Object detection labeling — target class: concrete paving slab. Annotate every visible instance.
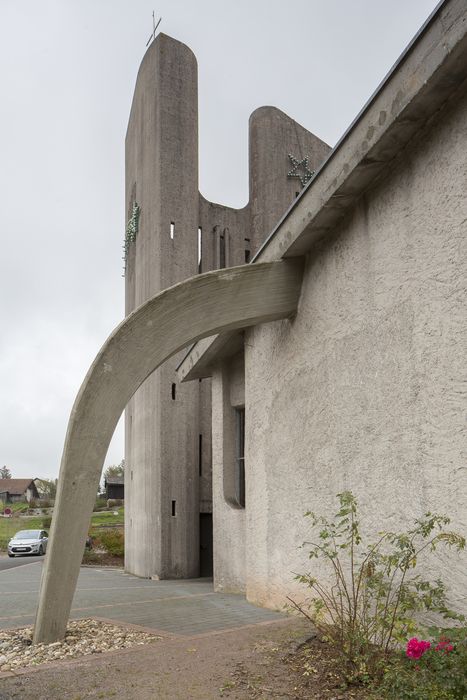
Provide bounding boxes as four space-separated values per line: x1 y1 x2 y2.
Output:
0 562 284 636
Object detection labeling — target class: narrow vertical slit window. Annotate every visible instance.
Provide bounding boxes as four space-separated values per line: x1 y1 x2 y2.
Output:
170 222 175 240
244 237 251 264
235 407 245 508
171 500 176 516
171 383 176 400
198 227 202 273
198 434 203 476
219 232 226 269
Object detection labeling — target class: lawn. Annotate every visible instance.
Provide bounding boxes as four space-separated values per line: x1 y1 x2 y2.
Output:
0 516 46 550
0 508 124 551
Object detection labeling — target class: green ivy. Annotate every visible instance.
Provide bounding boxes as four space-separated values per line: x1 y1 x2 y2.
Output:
123 202 140 275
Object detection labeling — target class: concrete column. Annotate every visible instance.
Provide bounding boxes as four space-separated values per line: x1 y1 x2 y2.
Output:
33 259 304 644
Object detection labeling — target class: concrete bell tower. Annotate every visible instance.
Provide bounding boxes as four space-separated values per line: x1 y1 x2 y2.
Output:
124 34 330 579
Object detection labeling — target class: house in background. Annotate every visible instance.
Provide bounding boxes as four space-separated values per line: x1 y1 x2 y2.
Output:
0 479 40 504
105 476 124 501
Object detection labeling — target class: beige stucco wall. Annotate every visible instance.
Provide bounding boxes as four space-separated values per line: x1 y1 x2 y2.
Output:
212 355 246 593
241 82 467 612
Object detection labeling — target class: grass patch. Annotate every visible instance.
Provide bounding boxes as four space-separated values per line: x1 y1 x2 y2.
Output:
0 516 46 550
0 508 124 551
90 509 124 528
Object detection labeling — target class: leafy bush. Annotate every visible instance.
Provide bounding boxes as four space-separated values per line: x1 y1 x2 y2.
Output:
99 529 124 558
289 491 465 682
107 499 123 509
94 498 108 511
377 627 467 699
82 549 102 565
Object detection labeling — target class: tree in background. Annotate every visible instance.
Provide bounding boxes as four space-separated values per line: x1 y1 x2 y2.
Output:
103 459 125 481
0 466 12 479
35 478 58 500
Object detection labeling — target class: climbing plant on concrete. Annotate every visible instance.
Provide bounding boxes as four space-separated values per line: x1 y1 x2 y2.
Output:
123 202 140 275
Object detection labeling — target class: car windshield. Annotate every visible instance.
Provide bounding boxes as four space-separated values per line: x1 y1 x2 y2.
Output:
13 530 41 539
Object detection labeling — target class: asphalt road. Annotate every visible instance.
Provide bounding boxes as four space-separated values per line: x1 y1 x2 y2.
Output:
0 554 44 572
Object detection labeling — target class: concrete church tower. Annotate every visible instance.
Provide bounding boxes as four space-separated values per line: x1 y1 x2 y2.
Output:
124 33 330 579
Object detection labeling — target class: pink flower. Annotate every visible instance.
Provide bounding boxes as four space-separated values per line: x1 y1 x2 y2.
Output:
406 637 431 659
435 638 454 653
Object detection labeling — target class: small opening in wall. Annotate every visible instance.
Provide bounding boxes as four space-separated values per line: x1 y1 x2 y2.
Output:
198 227 202 273
131 470 133 481
199 434 203 476
171 383 176 400
244 249 250 263
170 222 175 239
171 500 176 516
295 191 300 198
219 232 226 268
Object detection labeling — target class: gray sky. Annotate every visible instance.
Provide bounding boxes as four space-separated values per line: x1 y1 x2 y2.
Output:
0 0 440 480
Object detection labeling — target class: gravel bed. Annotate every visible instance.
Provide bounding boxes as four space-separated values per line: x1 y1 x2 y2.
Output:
0 619 162 672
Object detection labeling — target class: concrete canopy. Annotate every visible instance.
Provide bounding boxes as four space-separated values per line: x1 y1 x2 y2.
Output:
33 259 303 644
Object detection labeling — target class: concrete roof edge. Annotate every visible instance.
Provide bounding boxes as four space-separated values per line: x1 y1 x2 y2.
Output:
253 0 466 262
176 0 467 378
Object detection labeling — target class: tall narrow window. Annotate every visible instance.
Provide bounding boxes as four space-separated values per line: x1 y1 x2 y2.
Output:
219 232 226 269
198 434 203 476
198 227 202 273
244 237 251 264
171 500 176 516
170 222 175 240
235 407 245 508
171 383 176 400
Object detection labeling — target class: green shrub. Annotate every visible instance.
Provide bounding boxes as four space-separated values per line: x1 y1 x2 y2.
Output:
94 498 108 511
99 529 124 558
42 516 52 530
289 491 465 683
377 626 467 699
82 549 102 565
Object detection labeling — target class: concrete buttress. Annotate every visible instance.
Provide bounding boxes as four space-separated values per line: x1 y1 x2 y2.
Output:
32 259 304 644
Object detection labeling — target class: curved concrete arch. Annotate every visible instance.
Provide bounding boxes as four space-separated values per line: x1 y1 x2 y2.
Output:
33 259 303 644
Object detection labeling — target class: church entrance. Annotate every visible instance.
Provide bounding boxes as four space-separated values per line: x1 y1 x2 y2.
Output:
199 513 213 577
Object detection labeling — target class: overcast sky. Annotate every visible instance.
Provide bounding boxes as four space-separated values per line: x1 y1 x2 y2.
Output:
0 0 440 480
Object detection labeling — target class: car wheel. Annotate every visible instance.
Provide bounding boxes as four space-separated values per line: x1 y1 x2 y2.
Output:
38 546 44 556
8 553 14 558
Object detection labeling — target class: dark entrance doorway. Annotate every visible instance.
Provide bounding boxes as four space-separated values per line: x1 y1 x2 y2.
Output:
199 513 213 577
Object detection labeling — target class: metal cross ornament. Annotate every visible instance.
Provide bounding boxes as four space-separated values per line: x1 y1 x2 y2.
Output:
146 11 162 47
287 154 315 187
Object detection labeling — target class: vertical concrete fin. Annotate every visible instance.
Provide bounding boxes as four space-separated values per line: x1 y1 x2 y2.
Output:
125 33 200 579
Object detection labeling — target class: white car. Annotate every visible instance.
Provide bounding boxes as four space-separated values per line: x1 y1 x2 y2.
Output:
7 529 48 557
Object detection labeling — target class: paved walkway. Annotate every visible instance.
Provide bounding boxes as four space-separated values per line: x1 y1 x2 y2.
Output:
0 561 283 635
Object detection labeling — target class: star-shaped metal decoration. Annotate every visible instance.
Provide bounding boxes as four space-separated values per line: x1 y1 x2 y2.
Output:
287 154 315 187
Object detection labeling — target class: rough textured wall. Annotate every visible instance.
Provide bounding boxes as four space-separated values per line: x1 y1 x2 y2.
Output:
249 107 330 251
124 33 330 580
212 357 246 593
244 84 467 612
125 34 200 578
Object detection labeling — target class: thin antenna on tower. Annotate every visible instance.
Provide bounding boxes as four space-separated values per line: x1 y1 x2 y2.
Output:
146 11 162 47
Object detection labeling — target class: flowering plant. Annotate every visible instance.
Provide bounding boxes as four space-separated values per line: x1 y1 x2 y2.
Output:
380 627 467 699
406 637 431 659
289 491 465 684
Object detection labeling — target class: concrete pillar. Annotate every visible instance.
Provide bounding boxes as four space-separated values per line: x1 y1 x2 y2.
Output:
33 260 304 644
